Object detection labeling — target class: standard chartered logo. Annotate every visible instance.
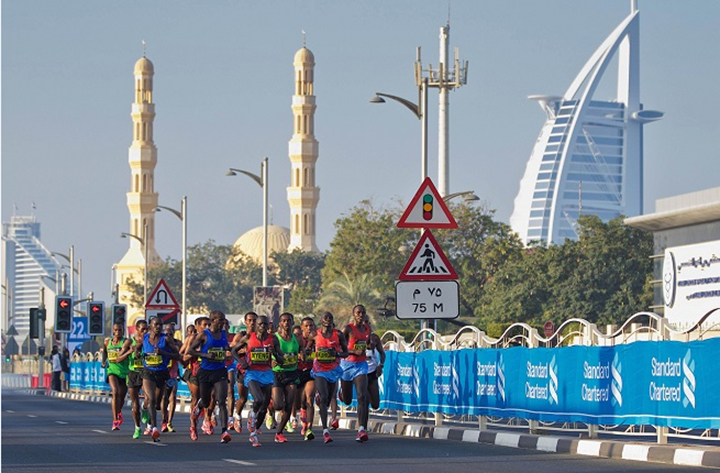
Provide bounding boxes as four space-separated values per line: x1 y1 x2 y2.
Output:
497 355 506 402
682 349 696 409
451 364 460 399
548 356 558 405
611 353 623 407
412 364 420 398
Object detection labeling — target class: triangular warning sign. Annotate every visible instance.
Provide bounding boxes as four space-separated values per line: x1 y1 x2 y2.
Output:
399 230 458 280
397 177 458 229
145 278 180 309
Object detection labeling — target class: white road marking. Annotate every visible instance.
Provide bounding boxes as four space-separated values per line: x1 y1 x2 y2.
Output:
27 414 37 418
6 410 15 413
55 421 69 425
145 441 168 447
223 459 256 466
92 429 108 434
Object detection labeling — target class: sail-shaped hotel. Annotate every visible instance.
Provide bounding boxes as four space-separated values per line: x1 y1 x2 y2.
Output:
510 2 663 245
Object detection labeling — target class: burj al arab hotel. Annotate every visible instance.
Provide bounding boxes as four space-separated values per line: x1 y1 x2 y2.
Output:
510 2 663 245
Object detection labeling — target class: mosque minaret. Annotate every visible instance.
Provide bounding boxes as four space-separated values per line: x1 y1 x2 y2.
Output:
286 45 320 252
116 54 161 324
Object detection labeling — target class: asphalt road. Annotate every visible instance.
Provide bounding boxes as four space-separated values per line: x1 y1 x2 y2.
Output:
0 390 708 473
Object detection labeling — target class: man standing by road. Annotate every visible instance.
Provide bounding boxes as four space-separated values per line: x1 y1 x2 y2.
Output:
51 346 62 392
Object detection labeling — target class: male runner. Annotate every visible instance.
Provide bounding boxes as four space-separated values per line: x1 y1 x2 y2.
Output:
232 315 284 447
180 316 209 440
101 323 129 431
295 316 317 440
119 319 148 439
230 311 257 434
189 310 233 444
161 322 181 433
340 304 372 442
311 311 348 444
271 312 302 443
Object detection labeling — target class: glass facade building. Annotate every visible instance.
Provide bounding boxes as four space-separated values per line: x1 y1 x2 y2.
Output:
510 6 662 245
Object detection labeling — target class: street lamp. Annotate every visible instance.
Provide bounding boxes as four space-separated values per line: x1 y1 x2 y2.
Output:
52 246 76 298
154 196 187 332
443 191 480 203
121 223 148 305
226 157 268 287
370 78 428 184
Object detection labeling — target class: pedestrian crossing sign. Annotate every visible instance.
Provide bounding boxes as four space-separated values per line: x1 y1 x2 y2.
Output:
397 177 458 229
398 230 458 280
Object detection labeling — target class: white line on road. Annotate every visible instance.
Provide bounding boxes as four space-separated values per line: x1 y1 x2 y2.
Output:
223 459 256 466
27 414 37 418
145 441 168 447
92 429 108 434
55 421 69 425
6 410 15 413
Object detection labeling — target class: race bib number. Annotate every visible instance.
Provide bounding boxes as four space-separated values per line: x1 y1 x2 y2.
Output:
132 356 144 369
107 349 120 362
208 348 225 361
316 347 336 363
282 353 298 367
250 348 270 364
353 341 367 352
145 353 163 367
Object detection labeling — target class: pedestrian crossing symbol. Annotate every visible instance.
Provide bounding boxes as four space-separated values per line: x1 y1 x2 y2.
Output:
398 230 458 280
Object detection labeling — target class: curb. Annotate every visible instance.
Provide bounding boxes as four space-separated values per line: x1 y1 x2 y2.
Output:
31 389 720 469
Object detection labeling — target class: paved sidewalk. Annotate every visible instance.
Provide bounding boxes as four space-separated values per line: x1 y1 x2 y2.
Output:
29 389 720 469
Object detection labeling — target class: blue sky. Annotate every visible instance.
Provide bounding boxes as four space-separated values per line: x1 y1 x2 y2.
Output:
3 0 719 306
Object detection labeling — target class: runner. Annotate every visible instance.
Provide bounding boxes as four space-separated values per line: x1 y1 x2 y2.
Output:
232 315 284 447
137 316 179 442
180 317 209 440
295 316 317 440
160 322 181 433
101 323 129 431
311 311 348 444
364 315 386 411
120 319 148 439
189 310 233 444
230 311 257 434
271 312 302 443
223 318 237 433
340 304 372 442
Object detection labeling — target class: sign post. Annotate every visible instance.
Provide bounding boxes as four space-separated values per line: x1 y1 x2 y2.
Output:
145 279 181 333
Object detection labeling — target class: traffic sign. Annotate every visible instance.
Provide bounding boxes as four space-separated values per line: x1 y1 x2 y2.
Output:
145 278 180 310
544 321 555 337
146 308 181 326
397 177 458 229
396 280 459 320
398 230 458 280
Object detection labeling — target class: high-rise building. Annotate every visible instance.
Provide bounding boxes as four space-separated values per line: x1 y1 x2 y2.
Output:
286 45 320 252
115 55 161 327
510 3 663 245
1 215 63 341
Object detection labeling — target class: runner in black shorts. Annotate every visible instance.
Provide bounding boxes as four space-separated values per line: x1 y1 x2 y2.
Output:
295 316 317 440
230 311 257 434
121 319 148 439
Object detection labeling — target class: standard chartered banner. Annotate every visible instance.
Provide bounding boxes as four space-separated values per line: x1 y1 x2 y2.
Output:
379 338 718 429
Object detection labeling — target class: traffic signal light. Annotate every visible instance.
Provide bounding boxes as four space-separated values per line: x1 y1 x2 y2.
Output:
422 193 433 220
29 308 39 339
55 296 73 333
111 304 127 326
88 302 105 336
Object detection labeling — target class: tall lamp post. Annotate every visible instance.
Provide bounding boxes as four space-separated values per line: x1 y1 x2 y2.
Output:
121 223 149 305
226 157 269 287
370 78 428 184
52 246 76 298
154 196 187 332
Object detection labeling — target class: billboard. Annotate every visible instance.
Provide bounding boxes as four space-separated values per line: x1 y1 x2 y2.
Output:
663 240 720 329
253 286 284 328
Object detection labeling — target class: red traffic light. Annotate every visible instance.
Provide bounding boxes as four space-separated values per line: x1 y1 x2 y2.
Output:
91 305 101 313
59 299 70 308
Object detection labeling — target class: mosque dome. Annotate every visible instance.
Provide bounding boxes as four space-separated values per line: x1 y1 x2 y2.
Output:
294 47 315 66
231 225 291 264
134 56 154 74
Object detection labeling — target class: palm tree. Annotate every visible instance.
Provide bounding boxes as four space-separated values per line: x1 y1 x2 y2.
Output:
317 272 384 326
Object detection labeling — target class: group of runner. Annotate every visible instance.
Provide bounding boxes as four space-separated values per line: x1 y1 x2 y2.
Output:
100 304 386 446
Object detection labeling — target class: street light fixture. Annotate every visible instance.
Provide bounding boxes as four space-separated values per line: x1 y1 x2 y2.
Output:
121 223 149 305
370 79 429 184
154 196 187 333
443 191 480 203
226 157 269 287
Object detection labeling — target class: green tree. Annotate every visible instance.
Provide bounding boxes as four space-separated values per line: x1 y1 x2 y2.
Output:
316 272 384 326
271 248 325 314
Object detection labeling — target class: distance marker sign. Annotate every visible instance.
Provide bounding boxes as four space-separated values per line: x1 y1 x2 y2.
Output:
397 177 458 229
396 280 459 320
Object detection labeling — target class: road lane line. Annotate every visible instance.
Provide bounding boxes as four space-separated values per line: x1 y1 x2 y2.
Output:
144 441 168 447
27 414 37 418
55 421 69 425
92 429 108 434
223 459 256 466
6 410 15 413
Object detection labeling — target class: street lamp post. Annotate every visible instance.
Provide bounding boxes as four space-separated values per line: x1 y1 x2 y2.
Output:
154 196 187 332
370 78 428 184
121 224 148 305
226 158 268 287
443 191 480 203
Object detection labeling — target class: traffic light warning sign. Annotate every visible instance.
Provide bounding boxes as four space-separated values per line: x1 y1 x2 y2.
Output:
397 177 458 229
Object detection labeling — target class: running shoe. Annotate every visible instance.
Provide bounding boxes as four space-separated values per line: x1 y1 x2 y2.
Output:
233 415 243 434
202 419 214 435
190 426 198 441
221 431 232 444
227 419 234 431
167 423 176 433
211 413 218 427
330 418 339 430
356 429 369 442
151 427 160 442
285 420 295 433
247 411 256 433
299 408 307 424
291 416 299 430
301 422 307 437
133 427 142 439
112 420 120 431
274 432 288 443
143 425 151 436
323 431 333 444
265 414 276 430
304 429 315 441
141 409 149 425
161 422 168 433
249 433 261 447
117 412 123 425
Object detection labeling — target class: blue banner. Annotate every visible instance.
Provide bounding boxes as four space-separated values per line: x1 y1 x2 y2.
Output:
378 338 720 429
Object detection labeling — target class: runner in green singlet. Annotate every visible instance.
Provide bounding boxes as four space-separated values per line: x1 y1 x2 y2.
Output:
102 323 130 431
271 312 303 443
119 319 148 439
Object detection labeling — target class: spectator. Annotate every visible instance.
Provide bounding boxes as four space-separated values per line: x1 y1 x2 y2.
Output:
61 348 71 391
51 346 62 391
